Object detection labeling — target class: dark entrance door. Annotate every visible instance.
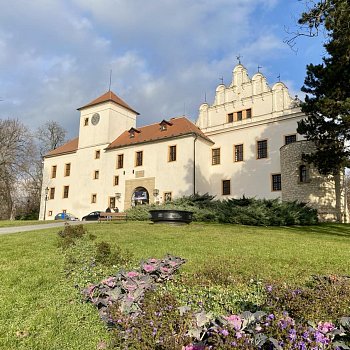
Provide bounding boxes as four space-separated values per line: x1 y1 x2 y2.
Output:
131 187 149 206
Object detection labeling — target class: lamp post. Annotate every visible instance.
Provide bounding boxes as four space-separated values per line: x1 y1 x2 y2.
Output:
43 187 49 220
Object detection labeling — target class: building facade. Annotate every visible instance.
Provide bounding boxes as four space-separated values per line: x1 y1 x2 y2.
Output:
40 64 347 222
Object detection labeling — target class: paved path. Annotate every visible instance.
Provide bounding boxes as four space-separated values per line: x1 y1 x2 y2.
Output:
0 221 95 235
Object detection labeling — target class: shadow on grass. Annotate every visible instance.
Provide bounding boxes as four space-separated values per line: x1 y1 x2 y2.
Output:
289 223 350 238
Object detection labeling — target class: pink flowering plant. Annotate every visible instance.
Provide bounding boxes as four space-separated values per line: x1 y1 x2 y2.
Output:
83 254 186 325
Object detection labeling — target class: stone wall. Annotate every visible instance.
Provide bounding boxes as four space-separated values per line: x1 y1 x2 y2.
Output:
280 140 347 222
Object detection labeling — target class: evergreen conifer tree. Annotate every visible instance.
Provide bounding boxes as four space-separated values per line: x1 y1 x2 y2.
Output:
296 0 350 222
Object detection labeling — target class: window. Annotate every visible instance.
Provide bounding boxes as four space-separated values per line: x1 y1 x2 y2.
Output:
272 174 282 191
63 186 69 198
169 145 177 162
62 209 67 213
285 134 297 145
299 165 309 183
64 163 71 177
49 187 55 200
257 140 268 159
84 118 89 126
94 170 99 179
48 211 53 217
164 192 172 202
109 197 116 209
95 150 100 159
227 113 234 123
117 154 124 169
246 109 252 119
222 180 231 195
51 165 57 178
237 111 243 121
234 144 244 162
135 151 143 166
114 175 119 186
212 148 220 165
91 194 97 203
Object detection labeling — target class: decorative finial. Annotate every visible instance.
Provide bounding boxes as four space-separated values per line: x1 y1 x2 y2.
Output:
277 74 281 82
257 65 262 73
236 54 242 65
219 76 224 85
204 92 207 102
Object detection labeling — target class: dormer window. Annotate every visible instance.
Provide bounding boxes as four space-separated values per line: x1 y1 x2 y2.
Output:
159 120 173 131
128 127 140 139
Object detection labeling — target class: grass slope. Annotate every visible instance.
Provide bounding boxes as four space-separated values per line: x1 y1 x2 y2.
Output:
1 222 350 349
0 220 51 227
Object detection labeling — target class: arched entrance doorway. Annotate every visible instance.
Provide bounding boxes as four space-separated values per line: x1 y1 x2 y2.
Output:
131 187 149 206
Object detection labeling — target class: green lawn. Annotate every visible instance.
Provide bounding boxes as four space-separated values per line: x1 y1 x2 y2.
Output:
0 220 51 227
1 222 350 349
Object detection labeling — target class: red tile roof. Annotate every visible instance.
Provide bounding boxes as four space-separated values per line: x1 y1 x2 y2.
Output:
77 91 139 115
45 137 79 157
106 117 213 150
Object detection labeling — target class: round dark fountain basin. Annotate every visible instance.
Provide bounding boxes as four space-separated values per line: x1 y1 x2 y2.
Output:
149 209 193 225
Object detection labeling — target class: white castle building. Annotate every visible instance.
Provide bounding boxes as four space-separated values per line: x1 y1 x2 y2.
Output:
39 64 348 222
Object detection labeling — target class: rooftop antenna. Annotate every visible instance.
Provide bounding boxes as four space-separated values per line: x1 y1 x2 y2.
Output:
236 54 242 64
183 102 186 116
277 73 281 82
204 92 207 102
108 69 112 91
257 65 262 73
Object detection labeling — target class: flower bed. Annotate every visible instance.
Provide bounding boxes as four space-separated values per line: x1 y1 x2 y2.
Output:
82 256 350 349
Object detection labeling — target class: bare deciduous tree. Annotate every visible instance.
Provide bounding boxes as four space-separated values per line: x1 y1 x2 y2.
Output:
0 119 36 219
36 120 67 157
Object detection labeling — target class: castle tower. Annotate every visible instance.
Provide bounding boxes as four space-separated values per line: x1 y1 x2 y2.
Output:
77 91 139 149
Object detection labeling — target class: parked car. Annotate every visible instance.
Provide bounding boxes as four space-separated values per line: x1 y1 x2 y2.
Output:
81 211 102 221
54 212 79 221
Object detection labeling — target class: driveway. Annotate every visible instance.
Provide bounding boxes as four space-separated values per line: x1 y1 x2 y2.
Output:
0 221 95 235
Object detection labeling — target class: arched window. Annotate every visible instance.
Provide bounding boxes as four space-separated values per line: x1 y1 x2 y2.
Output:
299 165 309 183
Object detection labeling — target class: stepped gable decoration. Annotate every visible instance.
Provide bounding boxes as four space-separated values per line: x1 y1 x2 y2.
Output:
106 116 213 150
77 90 139 115
45 137 79 158
196 63 295 129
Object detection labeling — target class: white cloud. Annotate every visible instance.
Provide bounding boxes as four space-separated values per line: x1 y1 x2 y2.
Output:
0 0 323 138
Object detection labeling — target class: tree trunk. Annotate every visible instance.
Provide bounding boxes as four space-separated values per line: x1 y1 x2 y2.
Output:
334 172 343 223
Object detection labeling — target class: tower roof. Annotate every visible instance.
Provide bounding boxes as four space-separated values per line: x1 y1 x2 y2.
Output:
77 90 139 115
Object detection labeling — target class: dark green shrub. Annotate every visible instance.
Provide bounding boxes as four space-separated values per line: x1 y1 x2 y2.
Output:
125 195 318 226
95 241 133 267
57 223 87 249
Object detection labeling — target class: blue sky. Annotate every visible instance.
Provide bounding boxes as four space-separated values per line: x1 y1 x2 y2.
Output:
0 0 326 139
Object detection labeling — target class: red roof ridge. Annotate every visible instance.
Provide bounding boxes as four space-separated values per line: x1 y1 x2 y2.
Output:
77 90 139 115
106 116 213 150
